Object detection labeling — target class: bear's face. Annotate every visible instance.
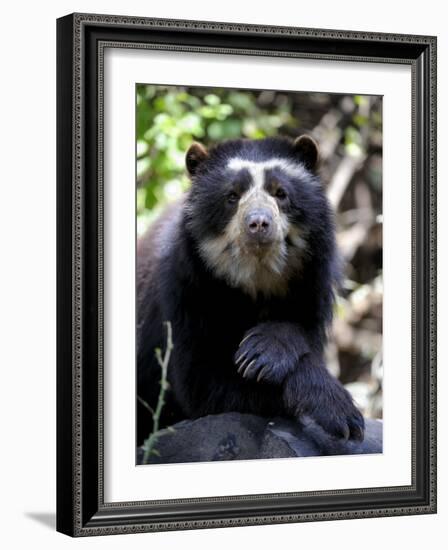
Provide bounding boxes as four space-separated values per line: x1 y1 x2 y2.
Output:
184 136 328 298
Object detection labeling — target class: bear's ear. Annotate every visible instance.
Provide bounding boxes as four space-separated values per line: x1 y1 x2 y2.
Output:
186 142 209 176
293 135 319 171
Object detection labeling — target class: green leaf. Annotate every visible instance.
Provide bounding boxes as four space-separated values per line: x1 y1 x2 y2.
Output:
204 93 221 106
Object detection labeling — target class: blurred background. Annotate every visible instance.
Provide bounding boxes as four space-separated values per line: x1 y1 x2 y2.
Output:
136 84 383 420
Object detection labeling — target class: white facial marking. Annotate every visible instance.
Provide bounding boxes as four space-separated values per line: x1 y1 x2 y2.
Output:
198 156 308 298
287 225 308 251
226 157 308 180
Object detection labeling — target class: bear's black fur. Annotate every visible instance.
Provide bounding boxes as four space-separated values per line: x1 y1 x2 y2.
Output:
137 136 364 446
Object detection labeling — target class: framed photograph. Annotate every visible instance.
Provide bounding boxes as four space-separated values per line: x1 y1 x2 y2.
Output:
56 13 437 536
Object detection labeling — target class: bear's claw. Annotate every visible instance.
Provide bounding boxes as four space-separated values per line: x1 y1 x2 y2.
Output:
234 324 298 385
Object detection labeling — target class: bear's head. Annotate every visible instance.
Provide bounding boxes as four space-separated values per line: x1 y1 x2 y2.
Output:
184 136 333 298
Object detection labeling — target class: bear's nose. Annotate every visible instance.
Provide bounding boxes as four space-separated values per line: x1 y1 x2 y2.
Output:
244 209 273 240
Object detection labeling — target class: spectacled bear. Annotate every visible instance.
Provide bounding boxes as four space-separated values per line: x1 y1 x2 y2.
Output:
137 136 364 447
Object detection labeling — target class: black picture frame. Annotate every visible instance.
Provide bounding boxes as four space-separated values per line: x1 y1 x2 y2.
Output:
56 13 437 537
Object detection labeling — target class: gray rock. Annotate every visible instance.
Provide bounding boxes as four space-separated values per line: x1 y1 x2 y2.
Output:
137 412 382 465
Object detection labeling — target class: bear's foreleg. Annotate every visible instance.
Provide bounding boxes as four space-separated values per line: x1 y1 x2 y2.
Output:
282 352 365 441
234 321 310 385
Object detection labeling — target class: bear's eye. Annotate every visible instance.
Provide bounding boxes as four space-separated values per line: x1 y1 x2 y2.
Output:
227 191 239 204
275 188 287 200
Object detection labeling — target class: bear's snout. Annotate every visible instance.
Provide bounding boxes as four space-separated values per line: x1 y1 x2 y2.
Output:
244 208 274 243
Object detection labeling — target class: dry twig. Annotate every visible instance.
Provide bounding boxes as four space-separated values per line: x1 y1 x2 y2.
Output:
142 321 173 464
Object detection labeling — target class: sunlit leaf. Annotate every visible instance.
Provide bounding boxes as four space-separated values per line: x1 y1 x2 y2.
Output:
204 93 221 106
